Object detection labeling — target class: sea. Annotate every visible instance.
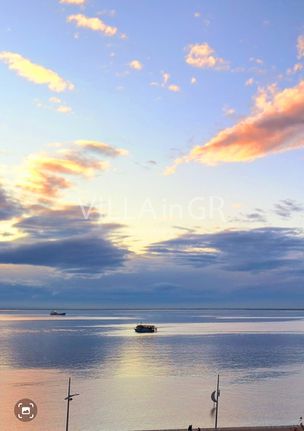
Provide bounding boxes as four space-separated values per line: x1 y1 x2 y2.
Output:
1 308 304 431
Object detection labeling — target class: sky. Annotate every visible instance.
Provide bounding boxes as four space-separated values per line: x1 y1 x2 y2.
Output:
0 0 304 308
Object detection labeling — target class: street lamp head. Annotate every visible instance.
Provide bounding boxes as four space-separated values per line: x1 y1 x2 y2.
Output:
64 394 80 401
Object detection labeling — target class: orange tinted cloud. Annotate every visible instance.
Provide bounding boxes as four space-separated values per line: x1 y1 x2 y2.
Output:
185 43 229 70
0 52 74 92
166 80 304 173
158 72 181 92
60 0 86 4
162 72 170 85
67 14 118 37
20 140 127 199
129 60 143 70
22 154 109 198
37 155 108 176
168 84 181 93
23 169 72 198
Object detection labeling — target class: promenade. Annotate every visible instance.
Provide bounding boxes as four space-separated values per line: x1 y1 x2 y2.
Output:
138 426 302 431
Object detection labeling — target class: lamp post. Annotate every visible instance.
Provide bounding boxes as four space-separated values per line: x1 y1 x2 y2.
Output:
64 377 79 431
211 374 220 429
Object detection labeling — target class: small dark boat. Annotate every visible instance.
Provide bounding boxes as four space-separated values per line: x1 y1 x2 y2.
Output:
50 310 66 316
135 324 157 333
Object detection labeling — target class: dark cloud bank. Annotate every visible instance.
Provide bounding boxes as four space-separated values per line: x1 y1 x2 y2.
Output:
1 224 304 307
148 227 304 271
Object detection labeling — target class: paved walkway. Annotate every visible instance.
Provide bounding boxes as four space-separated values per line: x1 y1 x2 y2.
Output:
137 425 302 431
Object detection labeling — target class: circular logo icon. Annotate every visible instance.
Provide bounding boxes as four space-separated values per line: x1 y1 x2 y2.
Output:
14 399 38 422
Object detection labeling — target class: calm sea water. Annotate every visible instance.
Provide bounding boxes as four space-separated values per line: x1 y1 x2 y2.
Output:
1 309 304 431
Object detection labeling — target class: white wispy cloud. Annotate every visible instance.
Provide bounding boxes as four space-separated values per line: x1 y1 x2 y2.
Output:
287 63 303 75
0 51 74 92
250 57 264 65
49 96 62 104
297 35 304 59
223 106 236 117
245 78 254 86
56 105 72 114
67 14 118 37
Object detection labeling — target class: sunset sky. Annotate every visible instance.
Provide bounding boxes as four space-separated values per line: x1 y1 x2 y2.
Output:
0 0 304 307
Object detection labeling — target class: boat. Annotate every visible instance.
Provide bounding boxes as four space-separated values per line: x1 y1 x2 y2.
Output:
50 310 66 316
134 324 157 333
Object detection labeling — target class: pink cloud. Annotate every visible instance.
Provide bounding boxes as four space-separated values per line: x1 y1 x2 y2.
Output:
166 80 304 173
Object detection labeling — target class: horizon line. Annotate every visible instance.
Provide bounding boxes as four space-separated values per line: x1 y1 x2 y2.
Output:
1 307 304 311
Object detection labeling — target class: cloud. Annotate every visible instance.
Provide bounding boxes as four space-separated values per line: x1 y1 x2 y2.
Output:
250 57 264 65
0 198 129 275
152 71 181 93
191 77 197 85
60 0 86 4
287 63 303 75
0 234 128 274
166 80 304 172
273 199 303 219
297 35 304 59
22 154 108 198
223 106 236 117
148 227 304 273
244 210 267 223
0 52 74 92
20 140 127 199
15 205 100 239
162 72 170 85
0 162 130 277
0 185 22 220
232 209 267 224
3 221 304 305
67 14 118 37
75 140 128 157
14 203 123 239
39 97 72 114
129 60 143 71
49 96 62 104
246 78 254 86
185 43 229 70
135 159 158 170
168 84 181 93
56 105 72 114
